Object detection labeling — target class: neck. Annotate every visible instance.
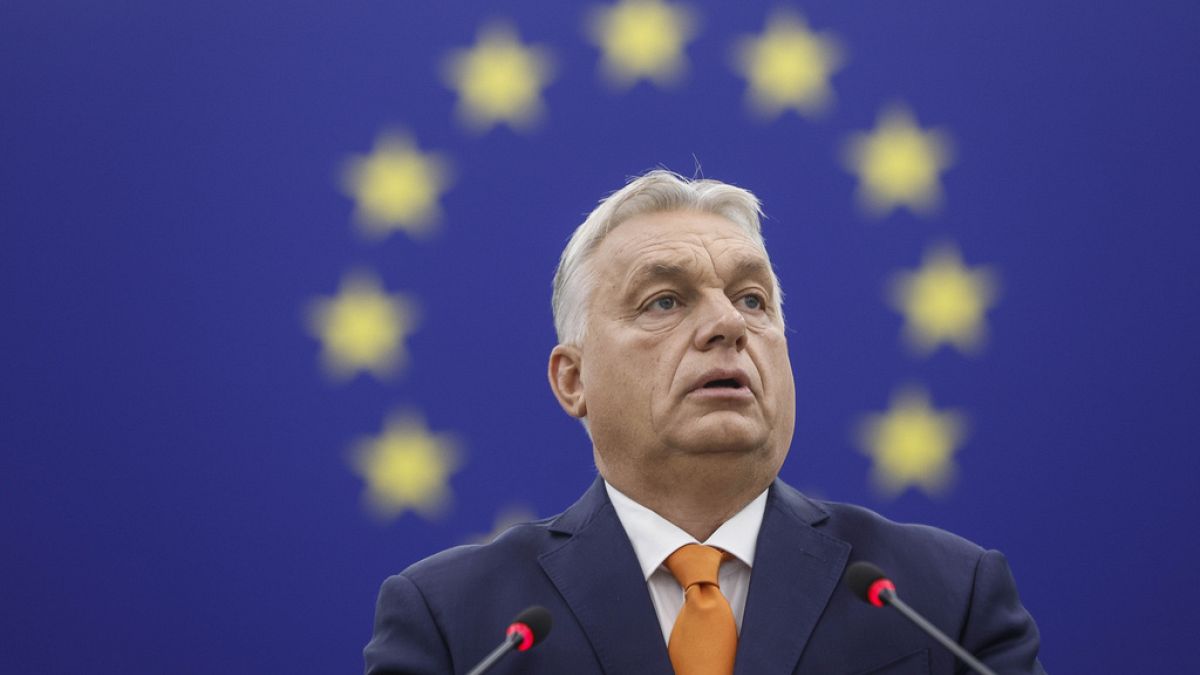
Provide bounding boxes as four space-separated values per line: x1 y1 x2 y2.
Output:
599 454 772 541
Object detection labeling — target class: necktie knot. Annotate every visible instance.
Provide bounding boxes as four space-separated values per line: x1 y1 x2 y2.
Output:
664 543 726 590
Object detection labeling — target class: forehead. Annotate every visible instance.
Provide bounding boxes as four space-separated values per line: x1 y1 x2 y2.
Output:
594 209 768 270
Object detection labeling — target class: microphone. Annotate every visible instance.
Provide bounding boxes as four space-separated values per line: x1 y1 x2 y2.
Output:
464 605 553 675
845 562 997 675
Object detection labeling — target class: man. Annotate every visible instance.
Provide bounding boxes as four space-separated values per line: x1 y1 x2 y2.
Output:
365 171 1045 674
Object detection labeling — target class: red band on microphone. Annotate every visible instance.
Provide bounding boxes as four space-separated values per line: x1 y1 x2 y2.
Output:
507 622 534 651
867 578 896 607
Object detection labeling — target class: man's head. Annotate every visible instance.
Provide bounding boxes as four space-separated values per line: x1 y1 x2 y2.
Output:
548 170 795 501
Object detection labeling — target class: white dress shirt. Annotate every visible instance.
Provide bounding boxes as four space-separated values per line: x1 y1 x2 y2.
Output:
604 481 768 644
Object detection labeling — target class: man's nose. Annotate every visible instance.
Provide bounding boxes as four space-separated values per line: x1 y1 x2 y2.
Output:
694 294 748 351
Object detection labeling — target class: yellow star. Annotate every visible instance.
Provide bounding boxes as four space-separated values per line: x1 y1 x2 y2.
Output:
889 244 998 355
350 412 461 520
857 386 966 497
587 0 697 88
340 132 450 240
306 271 418 381
732 10 843 119
843 105 953 216
442 22 555 132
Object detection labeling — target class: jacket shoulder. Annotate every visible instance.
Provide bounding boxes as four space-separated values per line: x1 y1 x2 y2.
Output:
804 497 988 592
399 516 563 592
366 517 570 674
773 480 983 554
819 499 984 552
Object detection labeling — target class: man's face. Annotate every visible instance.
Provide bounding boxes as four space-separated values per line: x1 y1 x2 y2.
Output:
575 209 795 485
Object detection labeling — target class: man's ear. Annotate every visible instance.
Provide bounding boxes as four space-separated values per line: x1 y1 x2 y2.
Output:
548 344 587 419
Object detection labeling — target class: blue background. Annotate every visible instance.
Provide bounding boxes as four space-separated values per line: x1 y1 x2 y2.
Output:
3 1 1198 672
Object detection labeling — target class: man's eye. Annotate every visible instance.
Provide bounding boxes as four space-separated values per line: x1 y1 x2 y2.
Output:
740 294 765 311
649 296 677 311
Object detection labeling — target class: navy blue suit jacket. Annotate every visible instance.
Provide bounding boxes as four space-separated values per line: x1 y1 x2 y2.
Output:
365 478 1045 674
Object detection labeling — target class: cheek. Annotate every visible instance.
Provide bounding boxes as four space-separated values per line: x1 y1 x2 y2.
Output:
758 337 795 400
629 338 683 403
588 340 657 402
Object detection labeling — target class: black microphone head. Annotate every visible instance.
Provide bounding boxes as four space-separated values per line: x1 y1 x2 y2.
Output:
846 561 892 606
510 605 552 650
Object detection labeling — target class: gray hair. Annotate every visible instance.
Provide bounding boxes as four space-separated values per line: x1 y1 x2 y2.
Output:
552 169 780 345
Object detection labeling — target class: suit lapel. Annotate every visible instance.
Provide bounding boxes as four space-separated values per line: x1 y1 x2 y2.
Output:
734 480 851 675
539 478 674 675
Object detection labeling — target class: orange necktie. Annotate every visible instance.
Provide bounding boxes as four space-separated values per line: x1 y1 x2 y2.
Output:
664 544 737 675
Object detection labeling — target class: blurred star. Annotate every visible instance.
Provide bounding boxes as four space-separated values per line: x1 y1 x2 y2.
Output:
350 412 461 520
857 386 965 497
307 271 418 381
442 22 555 132
340 132 450 239
587 0 697 88
843 105 953 216
889 244 998 355
732 10 843 119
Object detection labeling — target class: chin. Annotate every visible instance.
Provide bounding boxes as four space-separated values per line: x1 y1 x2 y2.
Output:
672 417 769 456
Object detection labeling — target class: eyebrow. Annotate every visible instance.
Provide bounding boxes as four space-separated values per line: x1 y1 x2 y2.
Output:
622 256 776 299
625 261 690 290
727 258 775 287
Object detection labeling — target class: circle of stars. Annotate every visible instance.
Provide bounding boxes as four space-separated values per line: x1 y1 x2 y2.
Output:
306 2 1009 521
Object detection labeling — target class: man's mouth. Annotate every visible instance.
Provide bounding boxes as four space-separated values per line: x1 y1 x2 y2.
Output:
689 369 753 398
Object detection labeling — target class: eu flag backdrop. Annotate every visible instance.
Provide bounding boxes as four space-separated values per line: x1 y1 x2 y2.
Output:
3 1 1198 672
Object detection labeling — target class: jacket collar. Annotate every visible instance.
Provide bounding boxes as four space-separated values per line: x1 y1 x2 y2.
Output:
540 477 674 673
734 480 850 675
540 476 850 675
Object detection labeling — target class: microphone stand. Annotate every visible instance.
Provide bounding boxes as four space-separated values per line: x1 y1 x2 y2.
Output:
879 588 997 675
465 631 521 675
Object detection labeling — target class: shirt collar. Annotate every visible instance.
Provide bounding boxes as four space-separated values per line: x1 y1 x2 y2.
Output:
605 480 768 580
